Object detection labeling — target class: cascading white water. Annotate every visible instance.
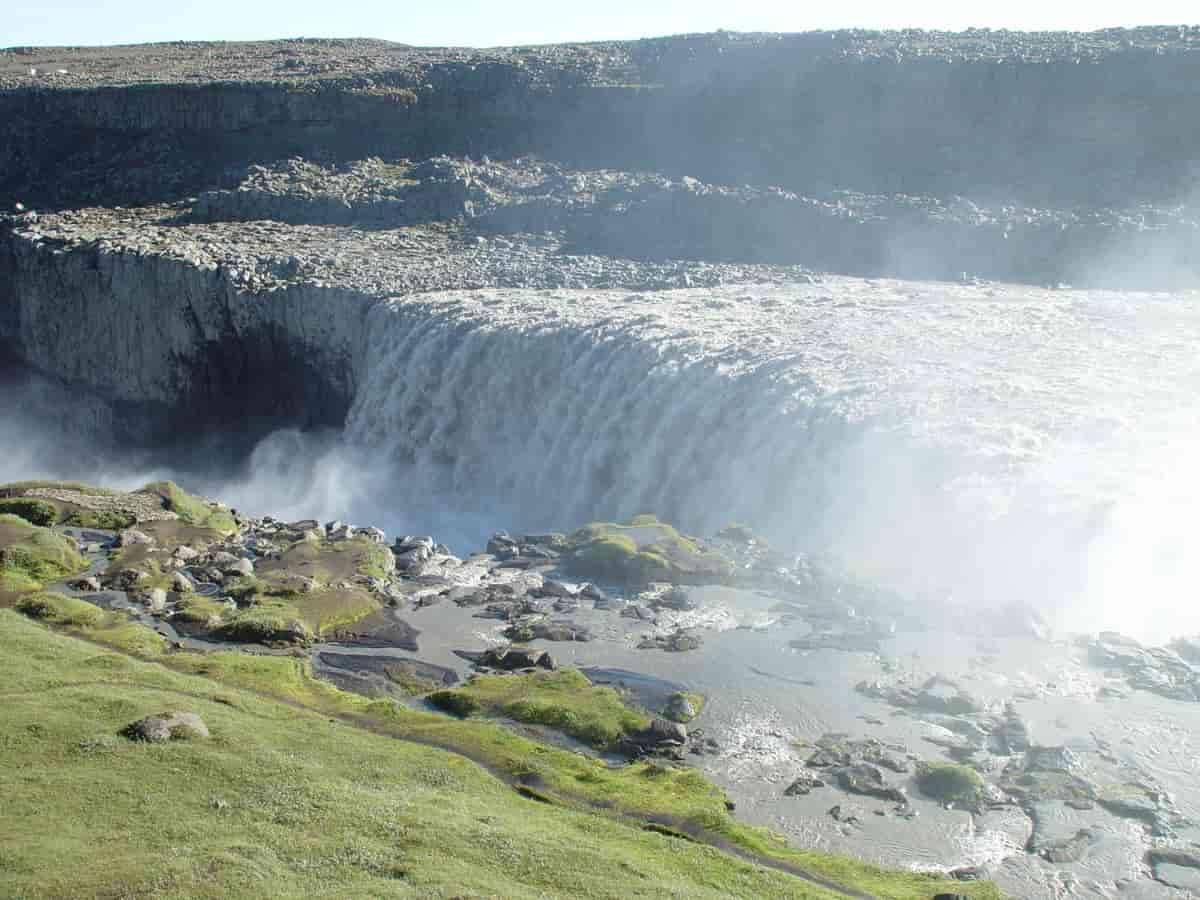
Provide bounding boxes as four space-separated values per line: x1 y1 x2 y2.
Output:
342 278 1200 639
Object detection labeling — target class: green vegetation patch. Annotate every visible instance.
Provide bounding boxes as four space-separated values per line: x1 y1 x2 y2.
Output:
438 668 651 750
0 498 58 527
916 762 986 806
0 611 844 900
140 480 237 534
0 515 87 593
565 515 732 583
16 592 103 628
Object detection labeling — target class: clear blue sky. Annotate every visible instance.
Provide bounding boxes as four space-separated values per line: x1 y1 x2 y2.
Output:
5 0 1197 48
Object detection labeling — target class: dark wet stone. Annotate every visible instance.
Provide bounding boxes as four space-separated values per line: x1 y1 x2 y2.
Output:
475 646 556 671
624 718 688 755
329 610 419 651
1036 828 1097 863
530 620 593 642
316 652 458 688
835 763 907 803
1024 745 1083 774
639 629 703 652
652 586 695 611
784 771 826 796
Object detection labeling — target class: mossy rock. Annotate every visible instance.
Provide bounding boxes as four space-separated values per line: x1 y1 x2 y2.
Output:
139 480 237 534
916 762 985 806
564 517 732 584
663 691 705 724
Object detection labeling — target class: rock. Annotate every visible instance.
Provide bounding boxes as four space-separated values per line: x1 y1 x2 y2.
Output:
664 694 697 722
1037 828 1097 863
486 532 520 559
535 578 577 598
121 712 209 742
117 529 155 547
143 588 167 612
836 763 907 804
579 583 607 602
784 771 826 796
224 557 254 577
626 718 688 753
171 571 195 593
210 551 241 568
70 576 101 592
173 545 200 561
326 521 355 541
360 526 387 544
477 646 556 671
653 586 695 611
523 532 567 551
621 604 655 620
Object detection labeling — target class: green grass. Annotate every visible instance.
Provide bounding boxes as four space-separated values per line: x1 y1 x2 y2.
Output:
0 498 58 527
60 508 137 530
15 591 104 627
432 669 651 750
4 609 1004 899
0 611 849 899
0 515 87 593
140 480 237 535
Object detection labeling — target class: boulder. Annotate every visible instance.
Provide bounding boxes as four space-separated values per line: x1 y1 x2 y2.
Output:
70 576 101 592
836 763 908 804
117 529 155 548
121 712 209 743
478 646 556 671
173 546 200 562
143 588 167 612
627 718 688 752
171 571 195 593
784 771 826 796
361 526 387 544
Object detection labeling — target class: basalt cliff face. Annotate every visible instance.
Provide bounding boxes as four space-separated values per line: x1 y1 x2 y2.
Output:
2 30 1200 452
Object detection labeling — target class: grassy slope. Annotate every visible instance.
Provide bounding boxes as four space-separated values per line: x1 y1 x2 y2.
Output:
3 605 1003 899
0 611 839 900
0 515 87 594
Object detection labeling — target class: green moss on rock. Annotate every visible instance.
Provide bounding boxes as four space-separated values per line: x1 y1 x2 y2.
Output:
564 517 733 584
916 762 986 806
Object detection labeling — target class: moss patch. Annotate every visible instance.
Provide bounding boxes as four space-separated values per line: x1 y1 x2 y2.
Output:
16 591 103 627
140 480 237 534
565 517 732 584
915 762 986 806
0 515 87 593
437 668 651 750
